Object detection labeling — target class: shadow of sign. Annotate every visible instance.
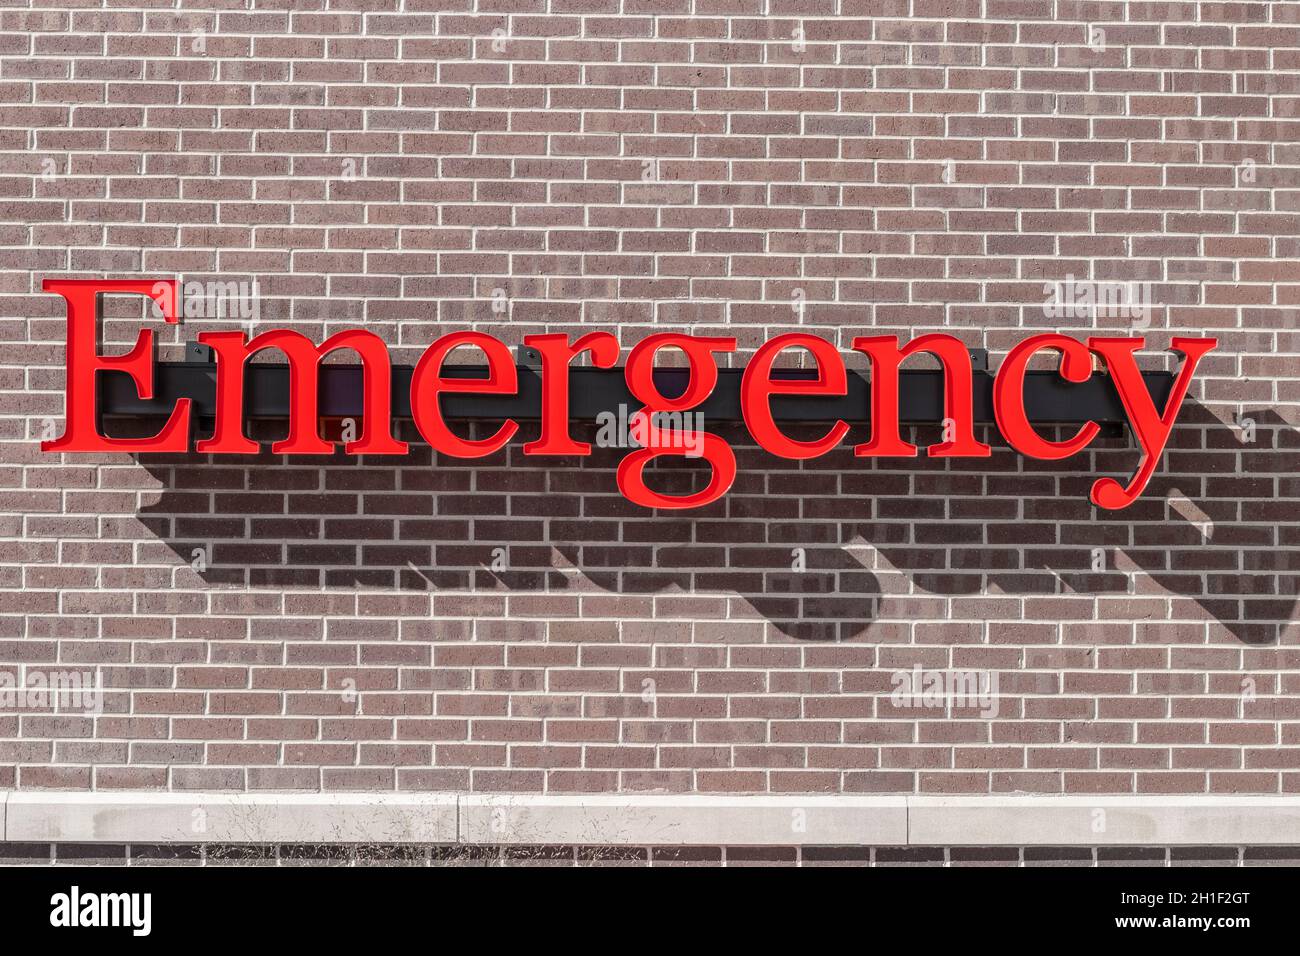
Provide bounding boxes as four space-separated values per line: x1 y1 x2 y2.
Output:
130 401 1297 645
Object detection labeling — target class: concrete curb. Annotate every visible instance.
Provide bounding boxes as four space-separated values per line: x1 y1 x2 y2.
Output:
4 792 1300 846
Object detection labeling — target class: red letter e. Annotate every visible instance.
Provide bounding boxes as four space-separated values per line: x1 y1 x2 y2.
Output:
42 278 191 453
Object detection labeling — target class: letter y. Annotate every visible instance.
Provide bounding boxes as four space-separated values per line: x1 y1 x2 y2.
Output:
1087 336 1217 509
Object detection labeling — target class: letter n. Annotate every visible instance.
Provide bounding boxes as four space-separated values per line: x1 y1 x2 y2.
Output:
851 334 990 457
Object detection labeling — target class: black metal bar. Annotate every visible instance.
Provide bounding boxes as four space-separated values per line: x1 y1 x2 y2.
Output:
98 361 1173 427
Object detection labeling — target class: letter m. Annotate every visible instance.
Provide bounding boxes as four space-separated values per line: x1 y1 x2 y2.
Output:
101 894 129 927
196 329 407 455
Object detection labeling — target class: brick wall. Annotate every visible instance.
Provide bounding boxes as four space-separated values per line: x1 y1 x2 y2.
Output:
2 1 1298 797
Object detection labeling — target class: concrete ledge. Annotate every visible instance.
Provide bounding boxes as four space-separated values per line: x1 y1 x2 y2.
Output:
909 796 1300 846
5 793 457 845
4 792 1300 846
460 794 908 846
